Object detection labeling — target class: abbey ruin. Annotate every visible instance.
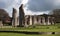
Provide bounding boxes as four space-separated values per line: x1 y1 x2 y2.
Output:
0 4 55 27
11 4 55 27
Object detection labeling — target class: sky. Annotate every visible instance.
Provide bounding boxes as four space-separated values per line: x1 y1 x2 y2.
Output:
0 0 60 17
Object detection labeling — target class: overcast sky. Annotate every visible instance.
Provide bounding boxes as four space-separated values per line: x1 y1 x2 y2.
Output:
0 0 60 17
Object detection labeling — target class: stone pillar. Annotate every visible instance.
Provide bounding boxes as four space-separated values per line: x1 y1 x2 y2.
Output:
47 17 51 25
17 17 19 26
36 16 39 25
19 4 25 27
29 16 33 25
51 17 54 25
34 16 37 25
25 17 27 26
40 17 43 25
38 17 41 25
12 8 17 27
42 17 46 25
26 16 30 25
24 16 29 27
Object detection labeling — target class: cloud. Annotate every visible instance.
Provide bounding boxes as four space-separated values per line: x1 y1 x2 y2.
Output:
0 2 6 8
0 0 60 17
24 9 49 15
24 0 54 12
0 0 22 17
53 0 60 9
54 0 60 6
13 0 22 8
23 0 60 15
0 0 14 9
22 0 28 5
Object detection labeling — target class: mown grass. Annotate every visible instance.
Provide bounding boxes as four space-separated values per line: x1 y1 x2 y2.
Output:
0 32 60 36
0 23 60 36
0 24 60 32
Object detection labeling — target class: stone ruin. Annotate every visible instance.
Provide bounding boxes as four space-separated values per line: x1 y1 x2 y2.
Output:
19 4 25 27
12 4 55 27
25 15 55 26
0 4 55 27
12 8 17 27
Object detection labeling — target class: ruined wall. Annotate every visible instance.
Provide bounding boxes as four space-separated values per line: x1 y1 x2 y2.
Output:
12 8 17 27
24 15 55 26
19 4 25 27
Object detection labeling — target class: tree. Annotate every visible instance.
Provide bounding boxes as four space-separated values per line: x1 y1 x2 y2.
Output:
0 9 9 20
0 9 11 25
53 9 60 15
52 9 60 23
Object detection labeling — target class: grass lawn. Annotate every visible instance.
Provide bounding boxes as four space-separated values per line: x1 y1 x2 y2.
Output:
0 24 60 36
0 32 60 36
0 25 60 32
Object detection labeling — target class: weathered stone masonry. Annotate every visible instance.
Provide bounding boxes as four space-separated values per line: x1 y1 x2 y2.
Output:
12 4 55 27
12 8 17 27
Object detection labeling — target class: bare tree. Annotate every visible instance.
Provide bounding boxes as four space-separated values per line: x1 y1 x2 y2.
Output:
52 9 60 23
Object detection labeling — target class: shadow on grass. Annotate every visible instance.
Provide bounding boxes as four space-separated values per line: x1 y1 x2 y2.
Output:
0 31 58 35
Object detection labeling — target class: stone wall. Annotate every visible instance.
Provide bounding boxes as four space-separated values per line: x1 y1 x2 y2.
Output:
25 15 55 26
11 4 55 27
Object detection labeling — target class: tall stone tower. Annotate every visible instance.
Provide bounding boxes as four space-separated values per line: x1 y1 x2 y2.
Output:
19 4 25 27
12 8 17 27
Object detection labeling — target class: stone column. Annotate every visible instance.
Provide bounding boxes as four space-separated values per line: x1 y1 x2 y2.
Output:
34 16 37 25
38 17 41 25
47 17 51 25
37 16 39 24
17 17 19 26
19 4 25 27
12 8 17 27
40 17 43 25
51 17 54 25
29 16 33 25
24 16 29 27
42 17 46 25
25 17 27 26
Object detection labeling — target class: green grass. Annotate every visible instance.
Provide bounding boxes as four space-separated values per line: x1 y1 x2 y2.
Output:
0 32 60 36
0 24 60 36
0 25 60 32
